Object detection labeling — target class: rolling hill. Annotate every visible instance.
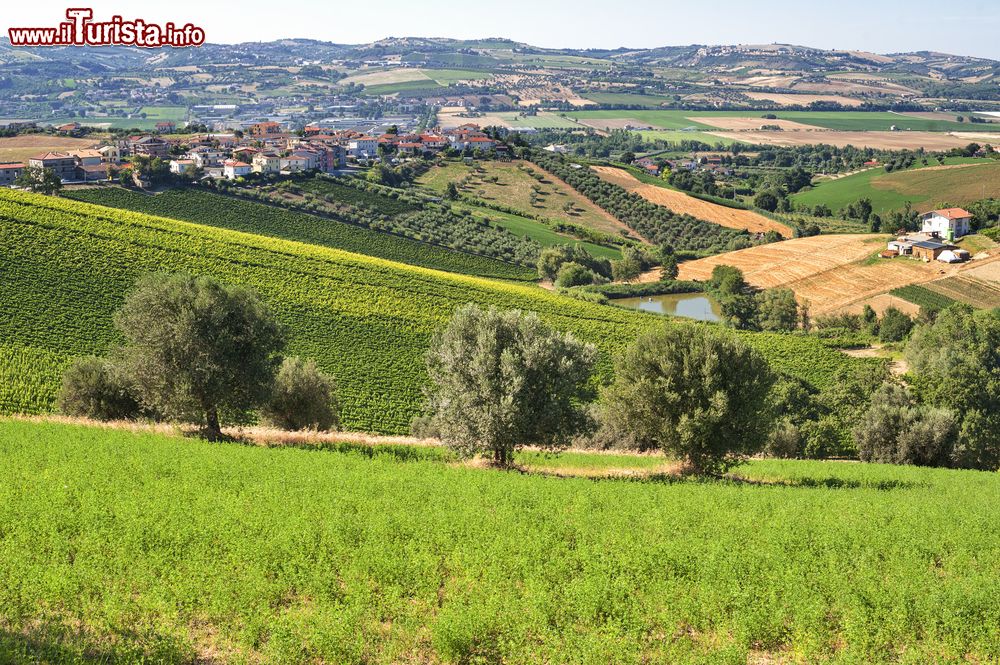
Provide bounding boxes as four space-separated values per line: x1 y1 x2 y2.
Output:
0 189 866 432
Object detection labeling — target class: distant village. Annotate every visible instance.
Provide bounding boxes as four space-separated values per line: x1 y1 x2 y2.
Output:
0 119 503 188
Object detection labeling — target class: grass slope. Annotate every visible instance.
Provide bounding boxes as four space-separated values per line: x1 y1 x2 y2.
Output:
417 160 626 237
0 189 865 431
792 158 997 214
2 419 999 662
63 187 534 282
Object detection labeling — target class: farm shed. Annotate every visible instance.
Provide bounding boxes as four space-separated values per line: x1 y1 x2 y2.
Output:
911 239 956 262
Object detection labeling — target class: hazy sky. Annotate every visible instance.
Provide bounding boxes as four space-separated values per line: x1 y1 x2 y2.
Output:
6 0 1000 59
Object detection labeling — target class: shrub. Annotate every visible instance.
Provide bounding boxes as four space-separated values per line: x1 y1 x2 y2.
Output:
422 304 597 466
854 384 958 466
57 356 141 421
600 325 776 475
555 262 596 288
263 357 340 431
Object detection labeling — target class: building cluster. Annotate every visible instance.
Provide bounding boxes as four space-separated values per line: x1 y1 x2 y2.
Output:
1 122 501 187
882 209 974 263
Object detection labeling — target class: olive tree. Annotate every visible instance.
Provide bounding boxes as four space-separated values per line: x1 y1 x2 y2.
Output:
600 325 776 475
115 273 285 440
422 304 597 466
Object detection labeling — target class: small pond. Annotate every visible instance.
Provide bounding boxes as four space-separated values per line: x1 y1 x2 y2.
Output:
615 292 722 322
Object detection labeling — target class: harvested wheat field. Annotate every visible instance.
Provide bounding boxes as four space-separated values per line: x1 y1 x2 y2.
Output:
743 92 864 107
692 116 821 131
706 130 1000 151
0 135 98 164
592 166 793 237
677 234 959 314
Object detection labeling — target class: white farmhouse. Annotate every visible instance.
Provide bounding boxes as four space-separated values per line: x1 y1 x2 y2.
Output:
921 208 972 241
222 159 251 179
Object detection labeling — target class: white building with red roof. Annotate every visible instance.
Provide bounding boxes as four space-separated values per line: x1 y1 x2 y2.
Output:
921 208 972 240
222 160 252 179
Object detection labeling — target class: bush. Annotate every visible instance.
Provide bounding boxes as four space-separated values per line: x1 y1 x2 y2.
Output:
57 356 141 421
554 261 596 288
600 325 776 475
263 357 340 431
422 304 597 465
854 384 958 466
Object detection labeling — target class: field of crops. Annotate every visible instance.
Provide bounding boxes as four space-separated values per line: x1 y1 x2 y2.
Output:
888 284 958 310
292 178 419 216
3 419 1000 663
792 158 998 215
923 275 1000 309
567 110 978 132
0 189 866 430
63 187 534 281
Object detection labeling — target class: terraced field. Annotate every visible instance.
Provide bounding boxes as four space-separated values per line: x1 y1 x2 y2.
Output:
591 166 793 237
0 189 864 431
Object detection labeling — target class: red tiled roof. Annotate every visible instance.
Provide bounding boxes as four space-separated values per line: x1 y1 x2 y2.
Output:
931 208 972 219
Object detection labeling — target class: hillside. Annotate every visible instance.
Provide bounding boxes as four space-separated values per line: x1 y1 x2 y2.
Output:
591 165 793 237
0 189 865 432
63 187 537 282
3 419 1000 662
792 158 1000 215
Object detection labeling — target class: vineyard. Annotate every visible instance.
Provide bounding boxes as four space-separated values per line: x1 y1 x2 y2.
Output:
64 188 536 282
922 275 1000 310
3 419 1000 662
0 189 868 431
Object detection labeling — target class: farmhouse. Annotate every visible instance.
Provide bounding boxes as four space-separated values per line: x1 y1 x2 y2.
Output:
252 152 281 174
155 121 176 133
222 160 252 179
921 208 971 241
130 136 171 159
28 153 79 181
169 159 196 175
0 163 23 185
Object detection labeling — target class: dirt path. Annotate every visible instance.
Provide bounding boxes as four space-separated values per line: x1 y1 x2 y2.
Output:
839 346 909 376
592 165 793 237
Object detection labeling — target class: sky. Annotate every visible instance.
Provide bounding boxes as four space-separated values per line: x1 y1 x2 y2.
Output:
5 0 1000 60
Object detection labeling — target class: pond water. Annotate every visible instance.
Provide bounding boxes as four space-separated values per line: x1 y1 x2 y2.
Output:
615 292 722 322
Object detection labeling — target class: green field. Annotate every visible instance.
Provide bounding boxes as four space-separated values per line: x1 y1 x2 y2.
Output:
792 158 998 214
63 188 532 281
453 202 622 260
2 419 999 662
138 105 188 121
889 284 959 310
417 160 627 238
0 189 866 431
568 110 979 132
496 112 580 129
361 69 491 96
580 92 675 106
